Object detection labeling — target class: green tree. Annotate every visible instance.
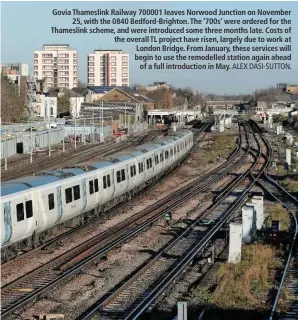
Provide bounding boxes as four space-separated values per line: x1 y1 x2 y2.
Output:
1 73 26 122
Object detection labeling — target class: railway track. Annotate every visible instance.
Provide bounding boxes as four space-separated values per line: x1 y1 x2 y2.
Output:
1 132 155 182
78 121 270 320
258 176 298 320
2 120 249 317
1 121 213 264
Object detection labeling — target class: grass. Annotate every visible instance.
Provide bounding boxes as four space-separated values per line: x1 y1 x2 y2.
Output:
265 203 291 232
210 244 283 311
204 134 236 163
281 178 298 193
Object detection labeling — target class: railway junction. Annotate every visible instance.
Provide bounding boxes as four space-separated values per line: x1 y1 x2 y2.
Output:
1 117 298 320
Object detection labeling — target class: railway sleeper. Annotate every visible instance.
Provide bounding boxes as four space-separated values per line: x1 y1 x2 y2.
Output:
1 161 184 264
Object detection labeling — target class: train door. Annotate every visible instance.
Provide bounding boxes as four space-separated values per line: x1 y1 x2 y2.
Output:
56 186 63 222
2 202 12 245
111 169 115 198
82 178 87 211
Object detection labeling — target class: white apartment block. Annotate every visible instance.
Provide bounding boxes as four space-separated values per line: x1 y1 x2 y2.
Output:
33 44 78 89
87 50 129 87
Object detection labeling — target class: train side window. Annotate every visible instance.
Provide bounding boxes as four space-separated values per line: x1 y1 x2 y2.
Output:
138 162 143 173
170 149 173 156
121 169 126 181
89 180 94 194
107 175 111 187
133 165 136 176
165 150 169 159
160 152 164 162
103 176 107 189
16 203 24 222
177 145 180 152
65 188 72 203
116 170 121 183
26 200 33 218
146 159 150 169
130 165 134 177
48 193 55 210
73 185 80 200
94 179 99 192
155 155 159 164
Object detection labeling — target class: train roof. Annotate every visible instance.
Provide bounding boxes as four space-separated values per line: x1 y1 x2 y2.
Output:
1 129 193 197
1 175 60 196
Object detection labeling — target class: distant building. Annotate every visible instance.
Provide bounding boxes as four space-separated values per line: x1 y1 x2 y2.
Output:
33 44 78 89
1 63 29 76
137 82 169 92
87 49 129 87
86 86 154 110
35 95 57 118
277 83 298 94
47 87 84 117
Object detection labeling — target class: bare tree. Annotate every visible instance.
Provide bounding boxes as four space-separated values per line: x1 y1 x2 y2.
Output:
1 74 26 122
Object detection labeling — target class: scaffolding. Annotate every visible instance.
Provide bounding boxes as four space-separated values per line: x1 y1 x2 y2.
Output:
27 72 37 119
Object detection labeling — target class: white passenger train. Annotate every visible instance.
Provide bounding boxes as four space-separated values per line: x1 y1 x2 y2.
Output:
1 130 194 262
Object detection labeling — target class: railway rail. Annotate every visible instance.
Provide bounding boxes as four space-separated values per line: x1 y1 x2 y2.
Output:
249 121 298 320
1 120 215 316
1 131 157 182
1 121 212 264
259 177 298 320
77 121 270 320
2 120 250 317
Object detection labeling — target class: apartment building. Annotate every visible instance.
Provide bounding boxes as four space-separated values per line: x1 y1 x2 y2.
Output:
87 50 129 87
33 44 78 89
1 63 29 76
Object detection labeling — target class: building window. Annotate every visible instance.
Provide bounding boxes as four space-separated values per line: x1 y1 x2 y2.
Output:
34 54 38 58
122 73 128 77
73 53 77 58
111 79 116 83
111 67 116 72
122 78 128 83
88 56 94 61
88 73 94 77
34 66 38 70
111 62 116 66
89 67 94 72
34 60 38 64
122 67 128 72
122 62 128 66
122 56 128 61
111 73 116 77
100 73 104 77
73 59 77 64
89 79 94 83
88 62 94 66
100 62 105 66
110 56 116 61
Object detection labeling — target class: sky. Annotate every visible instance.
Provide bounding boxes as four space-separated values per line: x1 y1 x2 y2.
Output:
1 1 298 94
